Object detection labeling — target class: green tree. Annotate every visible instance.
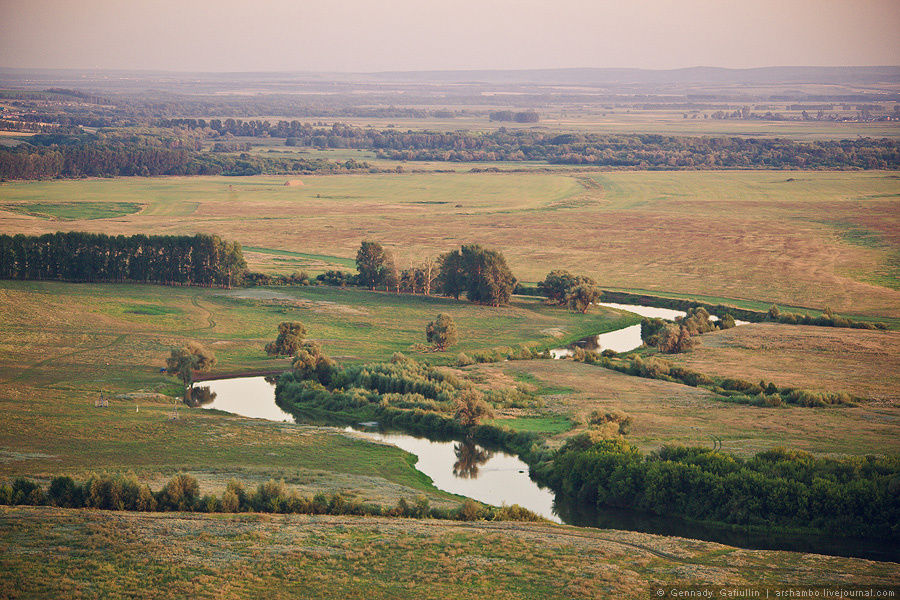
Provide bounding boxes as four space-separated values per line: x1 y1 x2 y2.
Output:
159 473 200 512
426 313 458 350
655 324 696 353
381 249 400 293
437 250 466 299
166 341 216 401
538 270 578 304
291 341 336 385
460 244 516 306
265 321 307 356
356 241 386 290
566 283 600 313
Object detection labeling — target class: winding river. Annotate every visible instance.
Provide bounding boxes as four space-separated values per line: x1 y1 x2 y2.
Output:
197 304 894 562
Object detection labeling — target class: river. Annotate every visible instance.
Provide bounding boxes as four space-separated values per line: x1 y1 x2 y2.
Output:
196 304 894 562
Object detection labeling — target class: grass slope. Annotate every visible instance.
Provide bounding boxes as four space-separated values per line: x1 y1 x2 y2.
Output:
0 280 627 498
1 508 896 600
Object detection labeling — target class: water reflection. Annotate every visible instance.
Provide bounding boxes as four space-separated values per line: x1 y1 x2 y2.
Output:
185 385 217 408
452 440 493 479
202 376 294 422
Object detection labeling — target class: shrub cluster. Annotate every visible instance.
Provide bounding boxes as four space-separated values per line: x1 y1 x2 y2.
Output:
0 473 544 522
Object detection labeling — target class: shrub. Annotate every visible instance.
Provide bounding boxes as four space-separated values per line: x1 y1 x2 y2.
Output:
158 473 200 511
455 353 474 367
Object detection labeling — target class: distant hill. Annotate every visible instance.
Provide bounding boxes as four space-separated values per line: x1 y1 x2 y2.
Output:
365 66 900 87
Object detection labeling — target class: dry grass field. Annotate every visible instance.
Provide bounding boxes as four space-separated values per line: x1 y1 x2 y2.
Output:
2 507 896 600
471 359 900 458
1 170 898 318
665 323 900 404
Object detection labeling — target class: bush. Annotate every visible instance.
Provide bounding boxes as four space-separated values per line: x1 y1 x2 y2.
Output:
158 473 200 511
587 410 633 435
455 353 474 367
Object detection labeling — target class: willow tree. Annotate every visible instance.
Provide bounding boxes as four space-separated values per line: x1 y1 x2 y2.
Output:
166 342 217 411
566 284 601 313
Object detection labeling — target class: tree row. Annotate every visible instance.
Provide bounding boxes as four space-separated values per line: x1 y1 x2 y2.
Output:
0 232 247 287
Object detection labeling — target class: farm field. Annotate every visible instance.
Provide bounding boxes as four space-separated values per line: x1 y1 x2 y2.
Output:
1 169 898 317
2 507 897 600
0 280 632 489
474 358 900 458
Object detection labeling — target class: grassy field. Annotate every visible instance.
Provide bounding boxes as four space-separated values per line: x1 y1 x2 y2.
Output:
2 507 896 600
664 323 900 404
468 358 900 458
0 280 631 495
2 170 897 317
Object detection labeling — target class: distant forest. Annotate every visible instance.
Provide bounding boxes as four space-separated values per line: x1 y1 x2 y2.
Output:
163 120 900 169
0 232 247 287
1 111 898 179
0 138 369 179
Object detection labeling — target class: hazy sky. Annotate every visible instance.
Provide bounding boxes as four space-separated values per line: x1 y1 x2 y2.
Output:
1 0 898 72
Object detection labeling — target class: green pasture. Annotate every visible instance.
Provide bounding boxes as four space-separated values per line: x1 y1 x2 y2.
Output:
0 280 632 494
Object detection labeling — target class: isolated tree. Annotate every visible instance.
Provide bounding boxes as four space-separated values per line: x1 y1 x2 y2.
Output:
539 270 597 305
453 390 494 428
426 313 458 350
437 250 466 299
265 321 307 357
356 241 386 290
566 284 601 313
166 341 216 400
538 270 578 304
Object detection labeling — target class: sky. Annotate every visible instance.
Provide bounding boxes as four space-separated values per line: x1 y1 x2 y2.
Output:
1 0 898 73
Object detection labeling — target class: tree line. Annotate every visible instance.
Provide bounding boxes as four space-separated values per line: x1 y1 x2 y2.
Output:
153 121 899 169
0 472 541 523
354 241 517 307
584 290 887 331
0 140 369 180
0 232 247 287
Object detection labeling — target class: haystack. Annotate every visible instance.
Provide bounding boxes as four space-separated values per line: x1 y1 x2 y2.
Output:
284 179 304 187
